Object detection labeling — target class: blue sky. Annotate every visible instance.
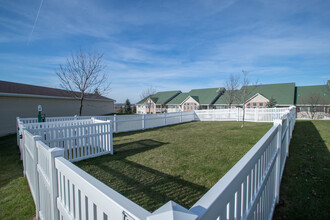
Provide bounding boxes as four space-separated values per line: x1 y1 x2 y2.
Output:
0 0 329 103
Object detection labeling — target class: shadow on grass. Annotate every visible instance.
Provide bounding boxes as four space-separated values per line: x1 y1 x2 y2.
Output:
0 134 23 187
0 134 35 219
75 138 208 212
273 121 330 220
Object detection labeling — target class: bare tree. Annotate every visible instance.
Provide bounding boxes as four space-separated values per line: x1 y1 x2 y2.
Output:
56 49 110 116
140 87 157 100
224 73 240 108
235 70 258 128
299 93 327 119
140 87 157 114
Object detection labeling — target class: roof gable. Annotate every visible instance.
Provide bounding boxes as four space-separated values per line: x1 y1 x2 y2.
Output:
246 93 269 103
181 96 199 105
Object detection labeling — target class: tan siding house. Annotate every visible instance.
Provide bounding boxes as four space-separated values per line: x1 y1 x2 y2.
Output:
0 81 115 136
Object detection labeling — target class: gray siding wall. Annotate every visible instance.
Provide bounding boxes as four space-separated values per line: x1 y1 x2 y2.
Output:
0 95 114 136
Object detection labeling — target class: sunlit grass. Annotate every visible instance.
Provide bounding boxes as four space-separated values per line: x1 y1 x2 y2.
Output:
76 121 272 211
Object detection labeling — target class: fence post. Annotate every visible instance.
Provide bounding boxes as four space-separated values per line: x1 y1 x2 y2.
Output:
164 112 167 126
142 114 145 129
147 201 198 220
237 108 239 121
49 147 65 220
286 114 290 157
274 119 282 204
108 120 114 155
212 109 215 121
21 126 26 175
16 117 20 147
180 111 183 123
33 136 42 218
114 114 117 133
254 108 257 122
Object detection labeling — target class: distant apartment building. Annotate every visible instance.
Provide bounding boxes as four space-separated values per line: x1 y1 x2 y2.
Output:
136 91 181 114
295 81 330 117
136 81 329 117
166 88 225 112
213 83 296 109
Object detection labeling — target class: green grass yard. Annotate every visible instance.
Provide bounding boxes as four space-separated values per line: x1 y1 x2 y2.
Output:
2 120 327 219
75 121 272 212
0 134 35 220
273 120 330 220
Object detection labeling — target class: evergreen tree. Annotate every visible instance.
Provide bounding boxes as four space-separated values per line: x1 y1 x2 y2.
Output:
118 106 124 114
266 97 277 108
124 99 132 114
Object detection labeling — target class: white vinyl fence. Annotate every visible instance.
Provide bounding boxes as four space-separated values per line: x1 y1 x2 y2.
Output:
195 108 291 122
189 108 296 220
20 119 113 162
17 111 195 147
19 107 296 220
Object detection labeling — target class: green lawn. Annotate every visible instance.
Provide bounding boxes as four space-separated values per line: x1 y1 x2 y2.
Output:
75 121 272 212
9 120 327 219
273 120 330 220
0 134 35 220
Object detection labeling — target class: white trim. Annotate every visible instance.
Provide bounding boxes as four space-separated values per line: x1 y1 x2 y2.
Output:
245 93 269 104
180 95 199 105
0 92 115 102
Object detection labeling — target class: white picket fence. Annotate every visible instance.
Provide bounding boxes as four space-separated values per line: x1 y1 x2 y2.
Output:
20 119 113 162
18 107 296 220
17 111 195 147
189 108 296 220
194 108 291 122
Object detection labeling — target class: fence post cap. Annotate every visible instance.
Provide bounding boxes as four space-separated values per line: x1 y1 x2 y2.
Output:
147 201 198 220
49 147 65 157
274 119 282 125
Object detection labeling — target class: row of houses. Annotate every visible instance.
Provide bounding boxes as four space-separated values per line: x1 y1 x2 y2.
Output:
136 81 330 114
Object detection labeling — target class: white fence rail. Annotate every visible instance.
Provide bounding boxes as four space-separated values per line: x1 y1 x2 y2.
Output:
55 157 151 220
19 107 296 220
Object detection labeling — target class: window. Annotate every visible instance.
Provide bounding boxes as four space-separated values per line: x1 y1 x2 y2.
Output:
184 105 186 110
247 103 251 108
259 103 263 108
253 103 257 108
191 105 193 110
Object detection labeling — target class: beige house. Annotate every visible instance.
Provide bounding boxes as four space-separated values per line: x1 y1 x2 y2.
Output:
136 90 181 114
245 93 269 108
0 80 115 136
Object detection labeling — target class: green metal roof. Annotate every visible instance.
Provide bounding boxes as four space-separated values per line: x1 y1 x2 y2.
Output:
214 90 241 105
189 88 224 105
167 88 224 105
167 93 190 105
136 90 181 105
214 83 296 105
295 85 330 105
246 83 295 105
